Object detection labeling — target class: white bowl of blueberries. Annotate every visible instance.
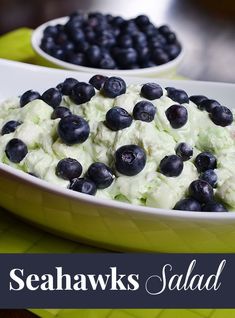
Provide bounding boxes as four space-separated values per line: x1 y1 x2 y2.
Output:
31 11 184 77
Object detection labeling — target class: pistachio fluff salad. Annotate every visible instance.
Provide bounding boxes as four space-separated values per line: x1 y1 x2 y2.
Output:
0 75 235 212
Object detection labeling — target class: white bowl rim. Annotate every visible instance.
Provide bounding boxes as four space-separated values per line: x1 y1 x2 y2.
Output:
0 59 234 221
31 16 185 76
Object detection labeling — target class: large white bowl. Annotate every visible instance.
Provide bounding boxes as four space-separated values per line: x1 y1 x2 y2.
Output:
1 59 235 253
31 16 184 78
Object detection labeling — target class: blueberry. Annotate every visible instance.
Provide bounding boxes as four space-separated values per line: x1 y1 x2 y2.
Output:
95 24 110 35
189 180 214 203
113 28 121 37
56 158 82 180
58 115 90 145
165 43 181 59
86 19 99 29
99 55 116 69
89 12 108 26
106 107 132 131
50 47 65 60
165 32 177 44
102 77 126 98
68 29 85 44
87 162 114 189
175 142 193 161
158 25 171 35
202 201 228 212
86 15 101 28
40 37 55 53
55 24 65 33
62 18 76 33
174 198 201 211
20 90 41 107
117 34 133 48
165 104 188 128
69 11 86 23
189 95 208 109
194 152 217 173
144 24 158 37
51 106 72 120
75 40 89 53
43 25 58 37
70 82 95 105
132 32 147 48
141 83 163 100
200 169 217 188
96 32 116 48
89 75 108 90
85 29 96 42
210 106 233 127
86 45 102 66
41 35 53 45
114 48 138 68
54 32 68 45
159 155 183 177
200 99 221 112
166 87 189 104
137 46 150 63
121 20 138 35
152 49 169 65
1 120 21 135
111 16 125 27
100 49 113 59
61 41 75 53
150 40 163 50
142 21 155 30
58 78 79 95
153 34 167 45
69 178 97 195
141 61 156 68
66 52 87 66
133 101 156 122
135 15 150 26
115 144 146 176
41 88 62 108
41 35 54 45
5 138 28 163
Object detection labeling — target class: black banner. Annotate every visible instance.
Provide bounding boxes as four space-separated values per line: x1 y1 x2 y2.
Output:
0 254 234 308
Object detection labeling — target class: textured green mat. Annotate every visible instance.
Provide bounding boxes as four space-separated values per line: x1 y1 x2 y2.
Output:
29 309 217 318
0 28 234 318
0 28 56 67
0 209 105 253
31 308 235 318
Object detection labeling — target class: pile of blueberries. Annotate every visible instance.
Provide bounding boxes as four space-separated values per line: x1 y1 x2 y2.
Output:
40 11 182 70
1 75 233 212
172 146 228 212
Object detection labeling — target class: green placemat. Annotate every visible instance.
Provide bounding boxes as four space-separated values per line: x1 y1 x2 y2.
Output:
31 308 221 318
0 28 234 318
0 28 34 62
0 208 105 253
33 309 235 318
0 28 55 67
